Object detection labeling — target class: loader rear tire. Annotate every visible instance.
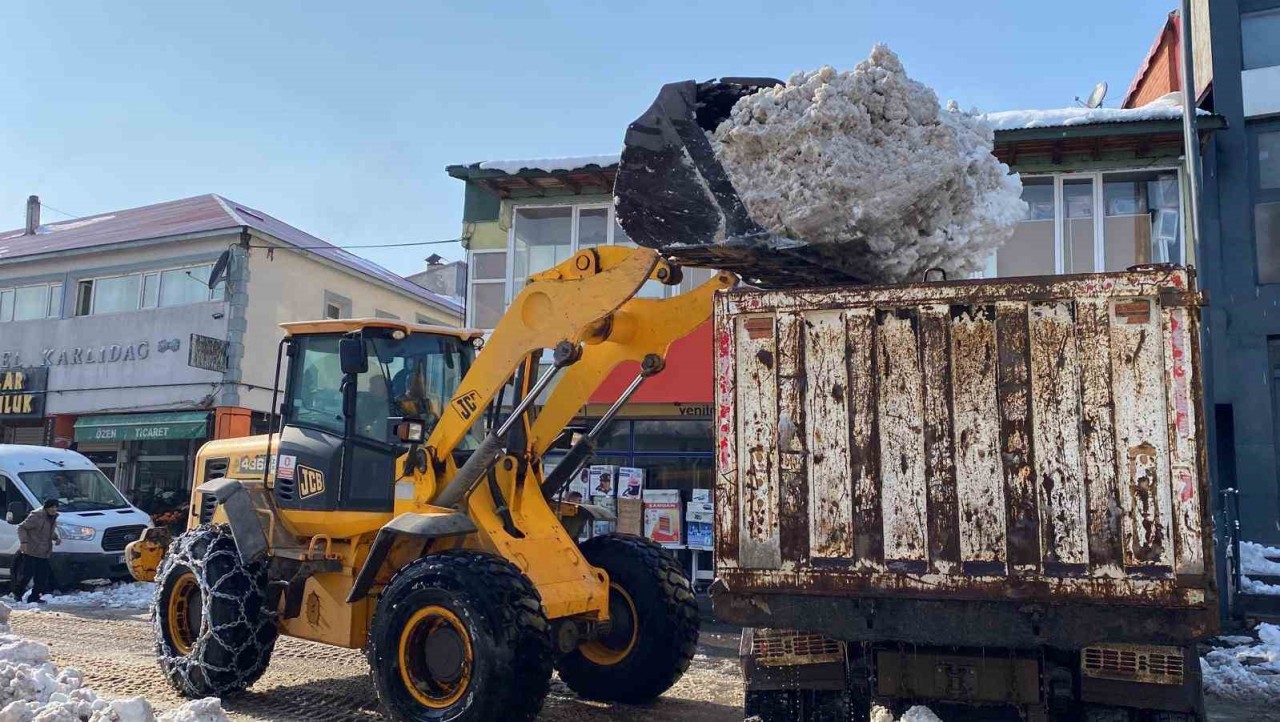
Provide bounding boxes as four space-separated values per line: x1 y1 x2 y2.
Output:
557 534 700 703
367 551 553 722
153 524 277 697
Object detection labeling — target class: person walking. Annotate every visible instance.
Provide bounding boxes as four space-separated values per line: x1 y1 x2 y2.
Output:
14 500 60 603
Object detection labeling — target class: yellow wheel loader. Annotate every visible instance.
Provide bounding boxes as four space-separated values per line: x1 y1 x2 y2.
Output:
126 245 737 721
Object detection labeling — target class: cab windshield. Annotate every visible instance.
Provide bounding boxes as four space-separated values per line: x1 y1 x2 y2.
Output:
20 469 130 512
289 331 482 448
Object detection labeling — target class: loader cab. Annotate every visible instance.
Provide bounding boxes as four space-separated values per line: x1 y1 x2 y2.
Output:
274 321 482 520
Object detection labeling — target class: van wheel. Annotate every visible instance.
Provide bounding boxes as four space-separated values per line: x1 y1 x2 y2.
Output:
153 524 277 696
367 551 552 722
557 534 700 703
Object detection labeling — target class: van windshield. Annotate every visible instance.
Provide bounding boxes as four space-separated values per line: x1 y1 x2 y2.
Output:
19 469 130 512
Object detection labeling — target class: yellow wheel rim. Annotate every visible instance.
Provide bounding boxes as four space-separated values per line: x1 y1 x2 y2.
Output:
166 572 201 656
580 583 639 666
398 605 474 709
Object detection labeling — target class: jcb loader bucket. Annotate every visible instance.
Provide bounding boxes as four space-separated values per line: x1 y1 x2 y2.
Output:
615 78 870 288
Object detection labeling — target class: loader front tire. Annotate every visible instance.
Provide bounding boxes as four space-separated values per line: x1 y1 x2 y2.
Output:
153 524 277 697
557 534 700 703
367 551 553 722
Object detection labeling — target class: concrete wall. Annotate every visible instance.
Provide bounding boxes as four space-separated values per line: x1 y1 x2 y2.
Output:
240 243 461 410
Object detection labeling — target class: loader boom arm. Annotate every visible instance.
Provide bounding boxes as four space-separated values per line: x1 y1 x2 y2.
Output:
421 245 735 507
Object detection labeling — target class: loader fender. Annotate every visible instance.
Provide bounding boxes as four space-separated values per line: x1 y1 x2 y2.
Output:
125 526 172 583
346 510 478 603
195 477 269 565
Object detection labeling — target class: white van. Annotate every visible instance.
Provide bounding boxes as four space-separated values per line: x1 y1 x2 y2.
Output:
0 445 152 588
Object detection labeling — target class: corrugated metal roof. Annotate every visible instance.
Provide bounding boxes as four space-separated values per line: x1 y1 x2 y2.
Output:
0 194 461 314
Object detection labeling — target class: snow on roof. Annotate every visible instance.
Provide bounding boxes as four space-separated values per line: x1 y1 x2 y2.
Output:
475 154 619 174
984 93 1208 132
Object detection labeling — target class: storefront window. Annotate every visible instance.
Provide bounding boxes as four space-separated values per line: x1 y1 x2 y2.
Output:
633 419 714 452
131 439 192 532
637 455 714 494
578 207 609 248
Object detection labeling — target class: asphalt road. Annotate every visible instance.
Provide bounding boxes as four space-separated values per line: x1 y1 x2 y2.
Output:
9 608 1273 721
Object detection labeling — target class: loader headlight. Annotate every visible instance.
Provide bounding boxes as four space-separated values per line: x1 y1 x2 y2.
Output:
57 523 96 541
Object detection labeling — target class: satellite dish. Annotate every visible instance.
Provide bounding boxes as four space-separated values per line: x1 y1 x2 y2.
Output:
1084 81 1108 109
208 249 231 289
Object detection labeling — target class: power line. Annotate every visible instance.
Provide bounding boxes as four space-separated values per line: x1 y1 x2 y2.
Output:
38 202 81 220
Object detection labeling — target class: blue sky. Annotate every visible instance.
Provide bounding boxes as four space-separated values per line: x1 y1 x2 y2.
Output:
1 1 1176 275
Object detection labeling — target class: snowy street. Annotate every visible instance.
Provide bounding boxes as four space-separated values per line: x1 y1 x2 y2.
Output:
1 584 1273 722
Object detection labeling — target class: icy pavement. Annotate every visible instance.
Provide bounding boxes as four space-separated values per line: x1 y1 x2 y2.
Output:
0 601 225 721
6 582 154 612
711 44 1025 284
1201 623 1280 702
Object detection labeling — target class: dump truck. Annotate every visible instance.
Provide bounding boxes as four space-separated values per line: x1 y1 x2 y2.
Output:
619 80 1219 720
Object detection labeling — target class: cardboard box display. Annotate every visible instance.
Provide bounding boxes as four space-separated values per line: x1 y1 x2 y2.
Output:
691 488 711 503
588 465 618 497
616 498 644 536
561 466 591 503
618 467 645 499
642 489 682 546
686 520 713 550
685 501 713 523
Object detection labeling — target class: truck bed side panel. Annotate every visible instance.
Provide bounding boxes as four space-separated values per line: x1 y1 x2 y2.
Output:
714 269 1213 621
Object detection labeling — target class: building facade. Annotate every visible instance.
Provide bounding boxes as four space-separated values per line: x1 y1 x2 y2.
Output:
0 194 461 527
1125 1 1280 545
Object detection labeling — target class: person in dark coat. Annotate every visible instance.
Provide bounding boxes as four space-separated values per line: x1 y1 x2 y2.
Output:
13 499 60 603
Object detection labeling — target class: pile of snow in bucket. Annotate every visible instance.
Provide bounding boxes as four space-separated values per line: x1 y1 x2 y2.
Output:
711 44 1026 284
8 582 155 612
0 601 223 721
1201 623 1280 701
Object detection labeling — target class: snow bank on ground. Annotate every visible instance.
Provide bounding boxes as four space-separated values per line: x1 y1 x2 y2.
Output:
711 44 1025 284
983 93 1211 131
0 602 222 721
1240 541 1280 576
8 582 154 612
1201 623 1280 701
477 154 618 174
871 705 942 721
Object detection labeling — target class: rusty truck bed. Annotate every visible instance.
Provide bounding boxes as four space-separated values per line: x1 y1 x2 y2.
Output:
711 267 1217 647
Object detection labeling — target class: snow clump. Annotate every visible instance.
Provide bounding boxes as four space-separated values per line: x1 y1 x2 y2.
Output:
8 582 155 612
712 44 1026 283
0 601 225 721
1201 623 1280 701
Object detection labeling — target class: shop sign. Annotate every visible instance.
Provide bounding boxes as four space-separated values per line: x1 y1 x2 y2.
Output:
0 368 46 418
188 334 228 373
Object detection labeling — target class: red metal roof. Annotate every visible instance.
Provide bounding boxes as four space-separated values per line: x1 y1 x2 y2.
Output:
0 194 461 313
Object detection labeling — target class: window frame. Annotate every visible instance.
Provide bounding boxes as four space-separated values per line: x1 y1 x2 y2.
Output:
990 167 1187 278
323 291 352 320
1250 119 1280 284
73 263 220 317
0 281 64 323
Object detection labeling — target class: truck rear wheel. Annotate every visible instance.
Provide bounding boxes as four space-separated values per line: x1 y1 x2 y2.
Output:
153 524 277 697
367 551 553 722
557 534 700 703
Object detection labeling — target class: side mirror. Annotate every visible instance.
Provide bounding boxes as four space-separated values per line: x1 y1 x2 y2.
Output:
339 336 367 375
395 419 427 444
7 502 29 525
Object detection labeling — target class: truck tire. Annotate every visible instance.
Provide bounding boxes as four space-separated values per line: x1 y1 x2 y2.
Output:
557 534 700 703
367 551 552 722
153 524 277 697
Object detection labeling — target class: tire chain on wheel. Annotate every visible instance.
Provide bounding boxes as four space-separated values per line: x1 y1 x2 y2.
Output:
153 524 278 696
